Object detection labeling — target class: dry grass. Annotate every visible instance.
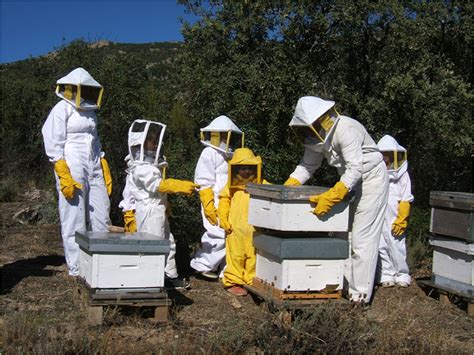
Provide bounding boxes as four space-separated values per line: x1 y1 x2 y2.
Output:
1 195 473 354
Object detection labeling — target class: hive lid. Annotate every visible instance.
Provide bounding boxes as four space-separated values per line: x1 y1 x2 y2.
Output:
253 233 349 259
75 231 171 253
246 183 329 201
430 191 474 211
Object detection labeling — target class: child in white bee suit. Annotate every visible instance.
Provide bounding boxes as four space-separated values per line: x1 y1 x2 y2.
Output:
127 119 199 289
218 148 268 296
377 135 414 288
190 116 244 280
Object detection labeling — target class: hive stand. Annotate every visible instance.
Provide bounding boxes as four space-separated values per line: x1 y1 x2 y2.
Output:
77 278 171 326
244 277 349 326
417 277 473 317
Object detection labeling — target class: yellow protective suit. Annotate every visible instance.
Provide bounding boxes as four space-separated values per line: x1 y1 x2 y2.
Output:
219 186 256 287
218 148 262 288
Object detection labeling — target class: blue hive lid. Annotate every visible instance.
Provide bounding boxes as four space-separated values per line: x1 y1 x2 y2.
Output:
75 231 170 254
254 233 349 259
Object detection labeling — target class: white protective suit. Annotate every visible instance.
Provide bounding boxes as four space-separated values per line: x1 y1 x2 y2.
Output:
377 135 414 285
118 155 137 213
41 68 110 276
127 120 177 278
289 96 388 303
190 116 243 275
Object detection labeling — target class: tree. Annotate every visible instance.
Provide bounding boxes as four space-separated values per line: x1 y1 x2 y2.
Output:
176 0 473 202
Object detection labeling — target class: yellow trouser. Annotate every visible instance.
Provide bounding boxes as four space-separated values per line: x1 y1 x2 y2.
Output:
221 190 256 287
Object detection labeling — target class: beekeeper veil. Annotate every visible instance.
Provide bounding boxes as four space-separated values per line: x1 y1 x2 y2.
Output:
228 148 262 190
128 119 168 167
200 115 244 158
289 96 340 147
377 135 407 170
55 68 104 111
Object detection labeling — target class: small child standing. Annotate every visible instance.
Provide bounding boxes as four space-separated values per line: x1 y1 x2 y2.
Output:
127 119 198 289
218 148 265 296
190 115 244 280
377 135 414 288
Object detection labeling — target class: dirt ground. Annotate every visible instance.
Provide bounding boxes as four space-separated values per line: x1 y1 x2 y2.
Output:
1 191 473 354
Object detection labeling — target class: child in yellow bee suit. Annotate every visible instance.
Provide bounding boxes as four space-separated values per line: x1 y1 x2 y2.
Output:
217 148 267 296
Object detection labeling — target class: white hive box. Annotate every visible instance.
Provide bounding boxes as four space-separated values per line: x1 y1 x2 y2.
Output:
254 234 349 292
76 231 170 289
247 184 351 232
429 234 473 288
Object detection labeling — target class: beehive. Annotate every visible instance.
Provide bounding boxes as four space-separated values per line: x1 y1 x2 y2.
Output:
253 234 349 292
430 191 474 242
247 184 351 232
76 231 170 289
429 234 473 288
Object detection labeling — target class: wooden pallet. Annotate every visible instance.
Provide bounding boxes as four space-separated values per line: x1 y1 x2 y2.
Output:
244 277 345 310
251 277 342 300
417 278 473 317
76 277 171 325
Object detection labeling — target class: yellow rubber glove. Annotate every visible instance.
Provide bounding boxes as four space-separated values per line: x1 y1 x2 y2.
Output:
100 157 112 196
54 159 82 200
284 177 302 186
217 196 232 234
199 187 218 225
158 178 199 195
123 210 137 233
309 181 349 216
392 201 411 236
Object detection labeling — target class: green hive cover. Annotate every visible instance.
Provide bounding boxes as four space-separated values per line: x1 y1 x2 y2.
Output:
253 233 349 259
75 231 170 254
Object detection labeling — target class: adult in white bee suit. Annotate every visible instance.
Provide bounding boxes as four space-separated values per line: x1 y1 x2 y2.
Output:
127 119 198 285
190 116 244 279
377 135 413 288
285 96 388 304
41 68 112 276
118 155 137 233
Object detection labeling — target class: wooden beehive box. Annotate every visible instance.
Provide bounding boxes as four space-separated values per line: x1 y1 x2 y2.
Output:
429 234 473 288
430 191 474 242
76 231 170 289
253 233 349 292
247 184 351 232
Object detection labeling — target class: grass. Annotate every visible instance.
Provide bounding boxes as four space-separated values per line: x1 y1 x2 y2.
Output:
0 179 18 202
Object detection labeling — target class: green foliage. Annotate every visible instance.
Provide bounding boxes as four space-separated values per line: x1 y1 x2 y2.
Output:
407 205 432 269
1 40 181 224
177 0 473 200
1 1 472 273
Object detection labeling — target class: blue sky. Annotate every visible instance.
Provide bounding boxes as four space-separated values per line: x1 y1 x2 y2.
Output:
1 1 199 63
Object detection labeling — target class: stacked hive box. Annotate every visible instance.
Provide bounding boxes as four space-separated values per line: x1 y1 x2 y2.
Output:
429 191 473 295
75 231 170 289
247 184 350 292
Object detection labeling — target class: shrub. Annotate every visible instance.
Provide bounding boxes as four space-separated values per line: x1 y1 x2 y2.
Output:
0 179 19 202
